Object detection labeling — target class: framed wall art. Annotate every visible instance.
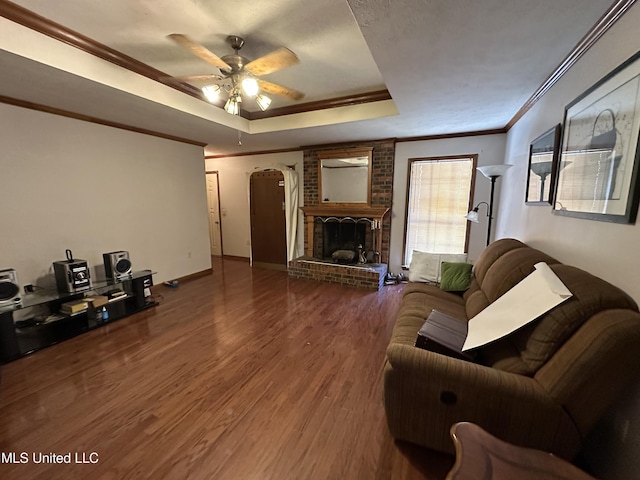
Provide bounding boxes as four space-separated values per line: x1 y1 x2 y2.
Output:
553 51 640 223
526 124 561 205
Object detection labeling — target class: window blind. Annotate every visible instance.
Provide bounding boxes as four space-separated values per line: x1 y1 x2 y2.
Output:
404 157 474 265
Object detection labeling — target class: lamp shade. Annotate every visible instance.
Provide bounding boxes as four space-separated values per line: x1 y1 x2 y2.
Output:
224 96 240 115
465 210 479 223
255 94 272 111
530 161 554 178
477 164 513 178
202 85 221 102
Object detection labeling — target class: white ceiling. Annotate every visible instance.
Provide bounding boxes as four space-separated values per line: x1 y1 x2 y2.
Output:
0 0 620 156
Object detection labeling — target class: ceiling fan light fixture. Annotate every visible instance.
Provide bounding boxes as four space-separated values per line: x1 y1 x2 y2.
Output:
241 77 259 96
202 84 221 102
224 98 239 115
255 94 272 111
168 33 305 112
224 92 242 115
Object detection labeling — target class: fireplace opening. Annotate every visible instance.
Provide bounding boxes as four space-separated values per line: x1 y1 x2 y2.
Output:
322 221 367 263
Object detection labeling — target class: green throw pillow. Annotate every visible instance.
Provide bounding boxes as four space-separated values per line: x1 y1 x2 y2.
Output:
440 262 473 291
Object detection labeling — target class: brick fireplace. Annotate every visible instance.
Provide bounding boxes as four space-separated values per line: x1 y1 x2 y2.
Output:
288 141 394 290
300 205 389 262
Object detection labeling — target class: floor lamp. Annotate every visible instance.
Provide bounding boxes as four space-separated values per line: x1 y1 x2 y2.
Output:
466 164 513 246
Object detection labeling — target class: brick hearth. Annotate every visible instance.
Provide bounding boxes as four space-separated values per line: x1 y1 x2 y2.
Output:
288 257 388 291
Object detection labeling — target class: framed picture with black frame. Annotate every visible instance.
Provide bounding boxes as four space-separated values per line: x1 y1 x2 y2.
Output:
526 124 561 205
553 51 640 223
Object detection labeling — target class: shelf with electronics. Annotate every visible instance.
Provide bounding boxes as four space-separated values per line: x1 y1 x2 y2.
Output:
0 269 157 363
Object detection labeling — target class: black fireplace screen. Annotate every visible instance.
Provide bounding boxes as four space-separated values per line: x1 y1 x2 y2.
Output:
322 221 366 260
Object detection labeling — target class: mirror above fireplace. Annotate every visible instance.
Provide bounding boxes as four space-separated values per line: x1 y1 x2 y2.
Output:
318 147 372 205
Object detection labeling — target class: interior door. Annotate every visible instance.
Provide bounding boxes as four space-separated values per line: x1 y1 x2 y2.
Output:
250 171 287 269
206 172 223 256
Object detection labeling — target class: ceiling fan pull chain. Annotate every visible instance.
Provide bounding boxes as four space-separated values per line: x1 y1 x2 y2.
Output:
238 130 242 146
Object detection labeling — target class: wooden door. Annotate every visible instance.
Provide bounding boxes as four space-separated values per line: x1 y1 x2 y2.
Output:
206 172 223 256
250 171 287 269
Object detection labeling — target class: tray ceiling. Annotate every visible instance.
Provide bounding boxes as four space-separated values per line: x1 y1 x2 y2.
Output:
0 0 624 155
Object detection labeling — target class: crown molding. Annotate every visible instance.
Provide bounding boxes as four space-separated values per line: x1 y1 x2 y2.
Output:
0 0 205 101
245 90 392 119
0 94 207 147
396 128 507 143
506 0 637 129
205 147 302 160
204 129 508 158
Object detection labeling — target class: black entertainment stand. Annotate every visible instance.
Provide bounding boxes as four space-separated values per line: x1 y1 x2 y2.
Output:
0 270 157 363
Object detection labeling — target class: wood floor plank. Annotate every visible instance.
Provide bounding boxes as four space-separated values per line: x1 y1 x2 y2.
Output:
0 258 453 479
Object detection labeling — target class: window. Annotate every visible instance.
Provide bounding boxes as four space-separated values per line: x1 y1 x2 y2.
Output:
403 155 476 265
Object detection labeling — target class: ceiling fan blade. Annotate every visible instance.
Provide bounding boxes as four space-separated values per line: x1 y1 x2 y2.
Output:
246 47 299 76
257 79 305 101
167 34 231 71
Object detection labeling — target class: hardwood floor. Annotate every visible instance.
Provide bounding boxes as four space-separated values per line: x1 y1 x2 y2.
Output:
0 258 454 479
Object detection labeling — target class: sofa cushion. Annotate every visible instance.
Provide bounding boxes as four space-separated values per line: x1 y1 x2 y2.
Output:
408 250 467 283
401 283 466 315
392 283 467 346
440 262 473 291
462 246 560 341
463 278 490 319
511 264 639 374
480 248 559 303
472 238 526 286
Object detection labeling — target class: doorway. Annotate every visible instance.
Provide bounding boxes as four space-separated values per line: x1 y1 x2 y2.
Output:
206 171 223 256
250 170 287 270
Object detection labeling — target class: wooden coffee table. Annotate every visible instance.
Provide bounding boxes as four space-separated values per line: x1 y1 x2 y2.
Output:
446 422 598 480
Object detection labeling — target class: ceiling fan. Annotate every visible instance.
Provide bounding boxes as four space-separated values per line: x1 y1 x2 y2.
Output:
167 34 305 115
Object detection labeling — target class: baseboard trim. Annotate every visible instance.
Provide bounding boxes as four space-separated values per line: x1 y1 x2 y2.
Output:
223 255 251 263
252 262 288 271
176 268 213 283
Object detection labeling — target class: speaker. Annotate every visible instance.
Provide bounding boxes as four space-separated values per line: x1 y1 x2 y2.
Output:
103 251 132 279
0 268 21 305
53 260 91 293
131 273 153 309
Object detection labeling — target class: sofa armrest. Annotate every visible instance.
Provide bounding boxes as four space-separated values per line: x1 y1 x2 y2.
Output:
384 342 582 458
386 342 548 403
535 309 640 437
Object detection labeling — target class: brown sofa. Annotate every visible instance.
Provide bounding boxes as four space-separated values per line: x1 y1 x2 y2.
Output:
383 238 640 460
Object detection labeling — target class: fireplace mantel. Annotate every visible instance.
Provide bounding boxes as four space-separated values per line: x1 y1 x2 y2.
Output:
301 206 389 218
300 206 389 258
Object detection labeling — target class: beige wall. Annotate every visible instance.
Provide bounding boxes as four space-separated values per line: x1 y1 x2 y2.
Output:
498 7 640 302
205 151 304 259
0 103 211 287
497 5 640 479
